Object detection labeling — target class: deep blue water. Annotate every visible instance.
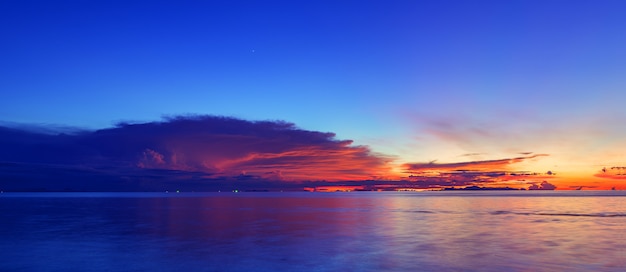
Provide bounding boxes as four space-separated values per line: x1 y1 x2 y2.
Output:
1 191 625 271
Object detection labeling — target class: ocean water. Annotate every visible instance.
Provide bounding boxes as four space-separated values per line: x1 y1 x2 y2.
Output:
1 191 625 271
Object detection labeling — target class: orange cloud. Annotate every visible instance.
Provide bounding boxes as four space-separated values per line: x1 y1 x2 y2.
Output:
403 154 548 172
401 154 553 189
594 167 626 180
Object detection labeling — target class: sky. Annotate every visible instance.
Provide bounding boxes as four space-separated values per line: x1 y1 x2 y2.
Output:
2 0 626 191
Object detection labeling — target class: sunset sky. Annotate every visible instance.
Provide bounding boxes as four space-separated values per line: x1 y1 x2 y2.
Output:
2 0 626 190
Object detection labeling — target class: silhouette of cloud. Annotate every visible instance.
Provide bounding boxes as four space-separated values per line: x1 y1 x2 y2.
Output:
0 116 394 191
594 167 626 180
0 116 559 192
528 181 557 190
403 154 548 172
401 154 551 189
568 185 598 190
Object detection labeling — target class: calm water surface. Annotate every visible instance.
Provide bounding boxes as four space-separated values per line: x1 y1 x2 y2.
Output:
1 191 625 271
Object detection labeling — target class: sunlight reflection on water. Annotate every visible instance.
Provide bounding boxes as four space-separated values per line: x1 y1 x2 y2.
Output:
1 191 625 271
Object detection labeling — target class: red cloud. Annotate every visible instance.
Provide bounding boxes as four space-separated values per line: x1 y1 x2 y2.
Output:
403 154 548 173
401 154 552 189
123 116 393 181
594 167 626 180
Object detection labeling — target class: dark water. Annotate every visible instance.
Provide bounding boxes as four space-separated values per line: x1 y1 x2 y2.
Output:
1 191 625 271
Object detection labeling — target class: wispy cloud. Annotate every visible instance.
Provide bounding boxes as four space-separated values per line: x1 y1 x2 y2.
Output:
594 166 626 180
403 154 548 172
401 154 553 189
460 153 485 157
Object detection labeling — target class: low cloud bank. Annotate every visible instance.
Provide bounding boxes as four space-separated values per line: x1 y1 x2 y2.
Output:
0 116 392 191
0 116 559 191
402 154 553 189
528 181 557 190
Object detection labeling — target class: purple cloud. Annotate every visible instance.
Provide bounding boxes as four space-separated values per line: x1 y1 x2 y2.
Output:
528 181 557 190
0 115 393 191
403 154 548 173
401 154 552 189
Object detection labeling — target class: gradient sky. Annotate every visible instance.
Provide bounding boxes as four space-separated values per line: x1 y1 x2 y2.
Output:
2 0 626 190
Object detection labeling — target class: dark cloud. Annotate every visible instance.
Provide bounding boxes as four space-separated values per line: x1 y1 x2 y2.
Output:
403 154 548 172
0 121 86 135
0 116 392 191
0 116 558 192
528 181 557 190
402 154 551 189
568 185 598 190
594 166 626 180
0 161 309 192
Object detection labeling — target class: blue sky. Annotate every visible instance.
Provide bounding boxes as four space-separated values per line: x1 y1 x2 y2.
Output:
2 0 626 188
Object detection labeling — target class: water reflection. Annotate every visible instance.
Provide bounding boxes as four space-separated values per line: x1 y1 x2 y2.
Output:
0 192 625 271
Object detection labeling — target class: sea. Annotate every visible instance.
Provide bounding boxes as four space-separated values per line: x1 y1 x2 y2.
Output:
1 191 625 271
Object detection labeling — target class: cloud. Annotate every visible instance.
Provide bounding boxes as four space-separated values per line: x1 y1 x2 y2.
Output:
0 116 559 191
528 181 557 190
403 154 548 172
460 153 484 157
594 167 626 180
138 149 166 168
0 116 392 188
406 112 540 154
401 154 552 189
